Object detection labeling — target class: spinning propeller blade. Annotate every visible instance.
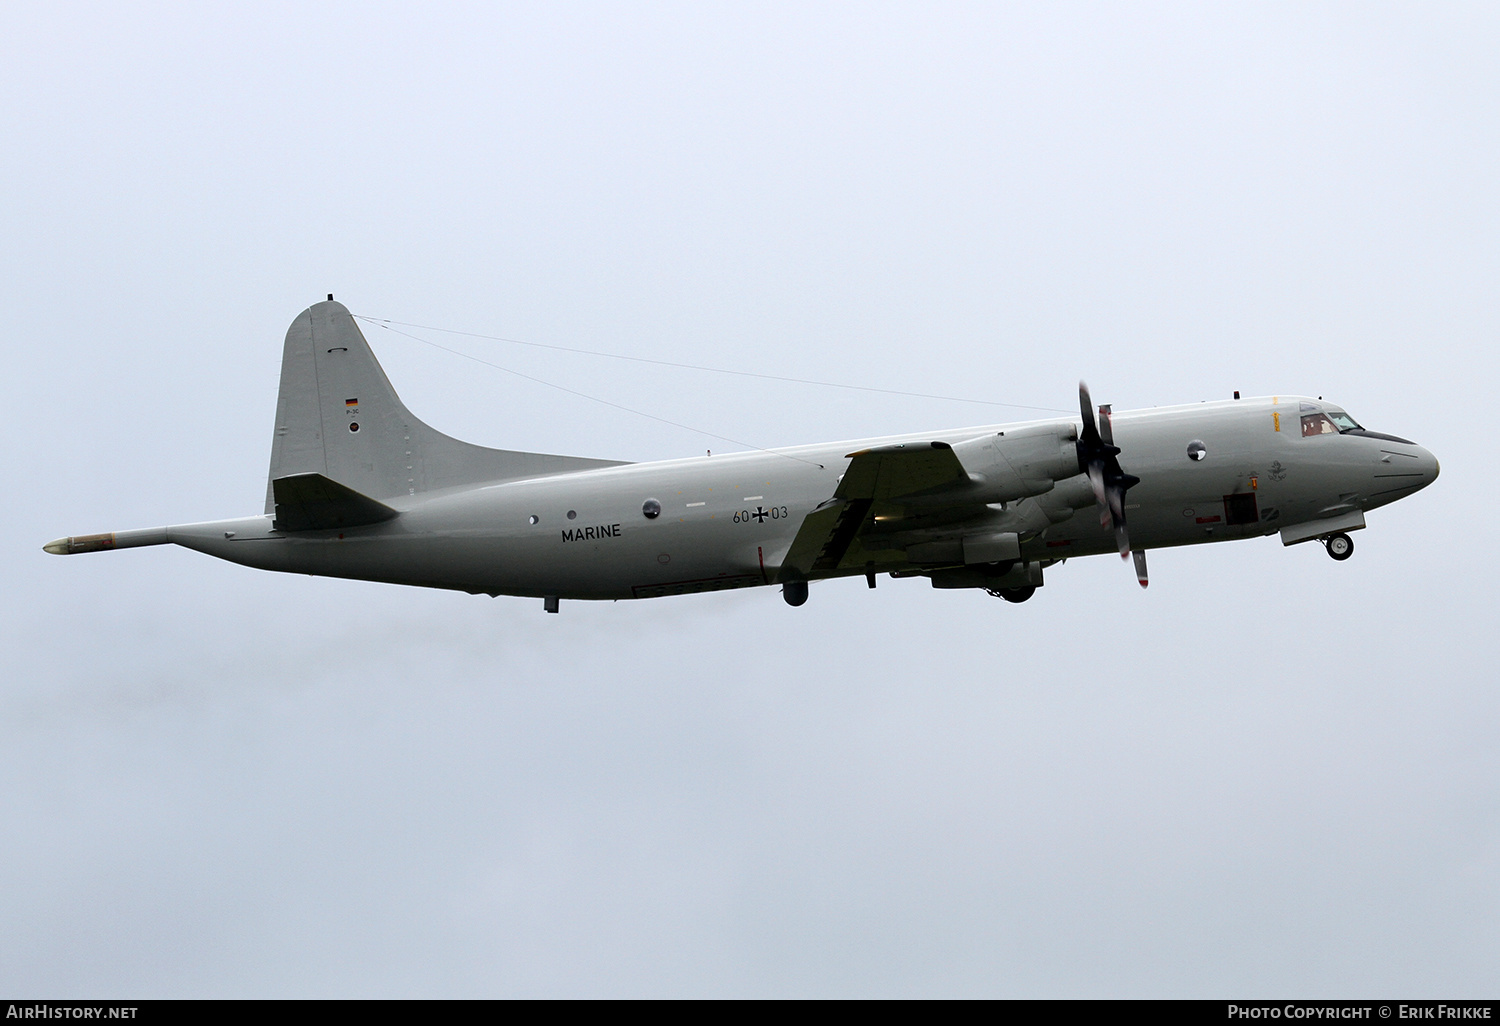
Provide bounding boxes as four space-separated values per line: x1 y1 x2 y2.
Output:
1077 382 1142 564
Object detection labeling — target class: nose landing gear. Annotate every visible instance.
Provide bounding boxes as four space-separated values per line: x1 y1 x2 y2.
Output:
1324 533 1354 561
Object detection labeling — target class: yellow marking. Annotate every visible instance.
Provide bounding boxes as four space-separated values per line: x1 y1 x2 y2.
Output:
1273 411 1281 432
1250 476 1258 490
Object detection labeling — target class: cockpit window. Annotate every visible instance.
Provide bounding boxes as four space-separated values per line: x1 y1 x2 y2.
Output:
1300 405 1363 436
1301 413 1339 436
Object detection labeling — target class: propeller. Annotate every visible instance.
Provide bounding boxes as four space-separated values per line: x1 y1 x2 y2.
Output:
1133 549 1149 589
1077 382 1144 583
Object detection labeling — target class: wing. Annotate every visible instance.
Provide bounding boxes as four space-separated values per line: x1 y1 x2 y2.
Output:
782 441 978 577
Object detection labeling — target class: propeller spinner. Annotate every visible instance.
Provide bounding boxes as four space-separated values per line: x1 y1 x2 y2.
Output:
1078 382 1146 587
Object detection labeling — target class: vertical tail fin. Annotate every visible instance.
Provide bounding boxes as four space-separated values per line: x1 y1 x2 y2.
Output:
265 300 626 512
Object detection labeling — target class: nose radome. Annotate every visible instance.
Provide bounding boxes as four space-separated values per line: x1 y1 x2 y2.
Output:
1417 445 1440 487
1369 442 1438 507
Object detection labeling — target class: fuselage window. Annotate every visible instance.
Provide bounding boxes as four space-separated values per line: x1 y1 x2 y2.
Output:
1301 413 1339 437
1326 410 1362 431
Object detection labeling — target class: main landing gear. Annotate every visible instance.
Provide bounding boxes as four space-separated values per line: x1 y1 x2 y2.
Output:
988 585 1036 603
1324 532 1354 561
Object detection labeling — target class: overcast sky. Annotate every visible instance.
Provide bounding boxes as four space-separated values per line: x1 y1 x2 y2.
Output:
3 2 1497 997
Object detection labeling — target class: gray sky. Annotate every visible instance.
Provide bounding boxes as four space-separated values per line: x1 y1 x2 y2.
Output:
3 1 1496 997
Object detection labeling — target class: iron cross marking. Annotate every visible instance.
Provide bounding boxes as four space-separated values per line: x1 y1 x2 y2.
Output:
752 506 769 523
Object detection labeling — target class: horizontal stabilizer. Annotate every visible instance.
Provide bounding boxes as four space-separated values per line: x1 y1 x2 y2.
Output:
272 473 399 532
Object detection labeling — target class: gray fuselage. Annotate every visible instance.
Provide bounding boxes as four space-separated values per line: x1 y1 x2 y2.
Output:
162 395 1438 601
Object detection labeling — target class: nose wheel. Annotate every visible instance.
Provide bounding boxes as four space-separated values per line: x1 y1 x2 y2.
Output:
1324 533 1354 561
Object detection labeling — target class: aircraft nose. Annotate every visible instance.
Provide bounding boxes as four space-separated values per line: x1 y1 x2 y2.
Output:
1368 439 1438 503
1407 444 1440 491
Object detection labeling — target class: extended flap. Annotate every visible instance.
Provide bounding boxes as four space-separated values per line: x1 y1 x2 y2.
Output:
272 473 400 532
782 498 873 577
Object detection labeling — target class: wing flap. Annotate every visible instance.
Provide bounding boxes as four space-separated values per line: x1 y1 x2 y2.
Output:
272 473 400 532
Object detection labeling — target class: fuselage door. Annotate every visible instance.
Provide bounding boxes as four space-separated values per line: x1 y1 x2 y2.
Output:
1223 491 1259 531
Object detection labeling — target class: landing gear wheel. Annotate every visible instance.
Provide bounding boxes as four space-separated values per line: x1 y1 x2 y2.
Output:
1325 533 1354 561
988 585 1036 603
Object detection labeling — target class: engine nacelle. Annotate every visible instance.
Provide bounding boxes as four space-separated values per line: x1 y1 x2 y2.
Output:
940 424 1080 505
